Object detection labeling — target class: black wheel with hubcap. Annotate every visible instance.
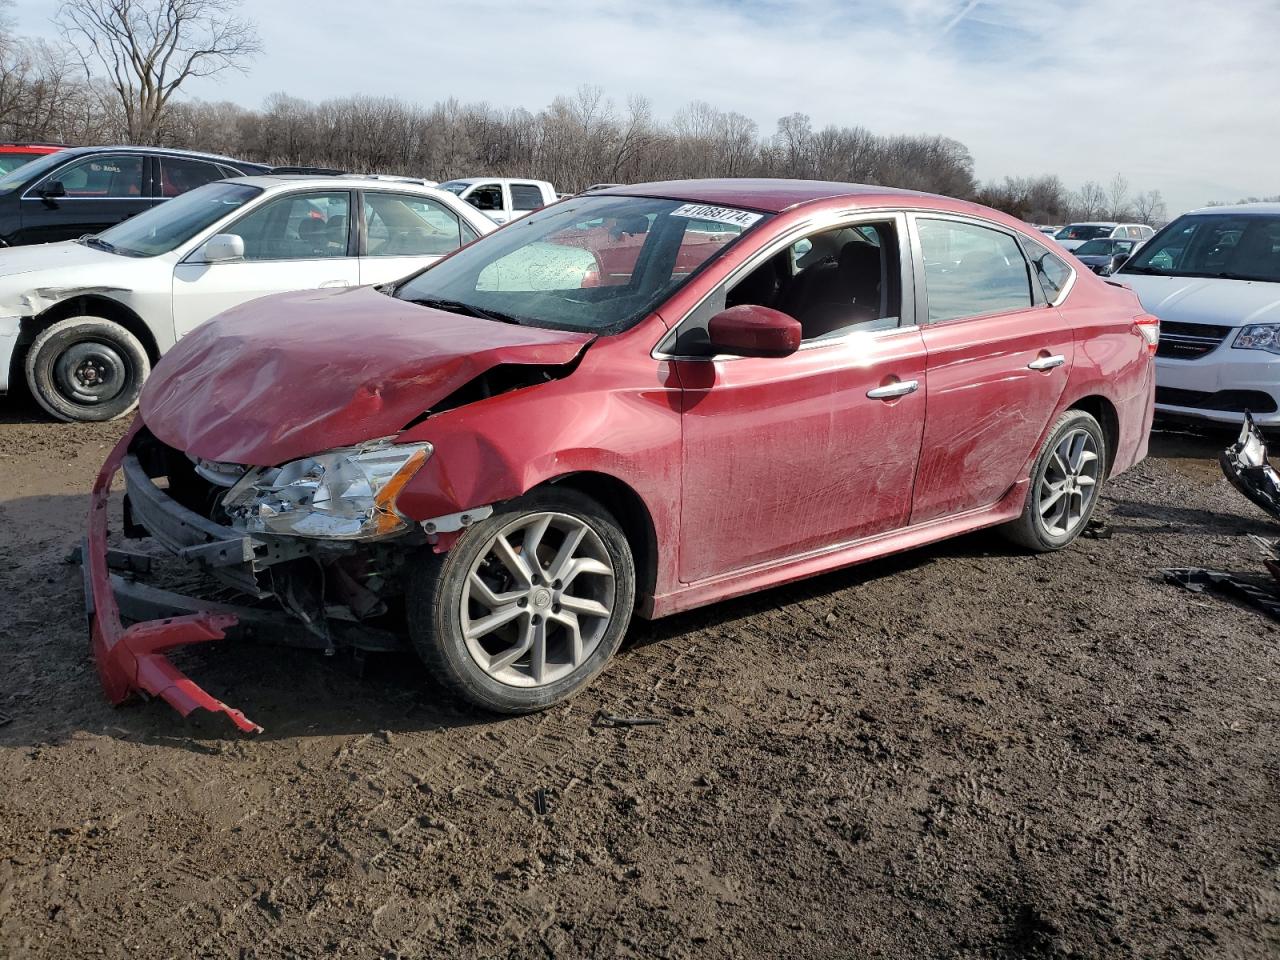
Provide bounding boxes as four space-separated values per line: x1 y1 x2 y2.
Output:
24 316 150 422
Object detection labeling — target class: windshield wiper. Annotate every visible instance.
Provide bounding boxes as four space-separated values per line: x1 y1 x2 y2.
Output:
406 297 524 326
79 235 117 254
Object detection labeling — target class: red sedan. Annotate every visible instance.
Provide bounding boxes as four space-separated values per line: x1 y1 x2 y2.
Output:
85 179 1157 730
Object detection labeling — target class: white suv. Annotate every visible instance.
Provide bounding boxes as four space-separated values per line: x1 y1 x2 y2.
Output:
1054 222 1154 251
0 175 494 421
1116 204 1280 426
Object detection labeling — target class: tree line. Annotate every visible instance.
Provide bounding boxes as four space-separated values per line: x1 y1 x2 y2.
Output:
1 0 1170 225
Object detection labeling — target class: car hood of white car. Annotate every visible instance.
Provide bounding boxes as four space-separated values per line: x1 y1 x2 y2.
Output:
1117 273 1280 329
0 241 153 308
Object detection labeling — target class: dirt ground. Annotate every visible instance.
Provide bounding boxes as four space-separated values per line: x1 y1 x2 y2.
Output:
0 392 1277 960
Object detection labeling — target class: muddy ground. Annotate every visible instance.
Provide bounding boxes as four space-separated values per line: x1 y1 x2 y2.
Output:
0 392 1276 960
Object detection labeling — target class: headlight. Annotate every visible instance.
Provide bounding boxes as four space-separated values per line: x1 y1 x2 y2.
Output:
222 440 432 540
1233 325 1280 355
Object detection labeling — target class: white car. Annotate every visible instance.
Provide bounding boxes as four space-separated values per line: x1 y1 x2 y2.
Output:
0 175 494 421
1054 221 1154 252
437 178 559 225
1115 203 1280 426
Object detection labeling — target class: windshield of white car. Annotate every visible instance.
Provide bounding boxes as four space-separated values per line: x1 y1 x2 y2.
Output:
437 181 468 195
0 150 67 192
391 195 770 333
92 181 263 257
1055 224 1112 241
1120 213 1280 283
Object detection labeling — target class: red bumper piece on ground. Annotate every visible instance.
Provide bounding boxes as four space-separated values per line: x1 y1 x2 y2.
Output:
86 420 262 734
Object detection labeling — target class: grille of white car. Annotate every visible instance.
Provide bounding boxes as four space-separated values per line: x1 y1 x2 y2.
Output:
1156 321 1229 360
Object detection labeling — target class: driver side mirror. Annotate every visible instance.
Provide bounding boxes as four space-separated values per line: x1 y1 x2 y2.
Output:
199 233 245 263
707 304 802 358
39 180 66 206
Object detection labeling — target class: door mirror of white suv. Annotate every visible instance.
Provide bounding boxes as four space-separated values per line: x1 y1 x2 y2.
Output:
200 233 245 263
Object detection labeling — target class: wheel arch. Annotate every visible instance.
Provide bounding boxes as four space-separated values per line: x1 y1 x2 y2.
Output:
539 470 659 606
28 295 160 364
1067 394 1120 478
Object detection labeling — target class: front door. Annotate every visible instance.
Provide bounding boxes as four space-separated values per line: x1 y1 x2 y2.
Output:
172 190 359 339
674 214 927 584
908 214 1074 524
18 153 151 244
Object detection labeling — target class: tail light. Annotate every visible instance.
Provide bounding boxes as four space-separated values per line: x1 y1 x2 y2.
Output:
1135 313 1159 355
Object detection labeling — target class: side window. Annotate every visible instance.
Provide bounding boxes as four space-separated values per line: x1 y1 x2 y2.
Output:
667 219 902 355
227 191 351 261
917 218 1034 321
159 157 226 198
364 193 463 257
39 154 144 198
1021 234 1074 302
466 183 504 213
510 184 545 212
461 220 479 244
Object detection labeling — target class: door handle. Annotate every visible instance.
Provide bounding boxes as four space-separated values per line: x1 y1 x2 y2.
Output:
319 279 351 288
1027 354 1066 371
866 379 919 400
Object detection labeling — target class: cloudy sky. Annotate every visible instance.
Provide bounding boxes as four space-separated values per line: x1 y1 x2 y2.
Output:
13 0 1278 214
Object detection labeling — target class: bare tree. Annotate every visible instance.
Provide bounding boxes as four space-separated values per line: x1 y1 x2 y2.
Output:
57 0 260 143
1072 181 1107 220
1107 172 1131 220
1132 189 1167 226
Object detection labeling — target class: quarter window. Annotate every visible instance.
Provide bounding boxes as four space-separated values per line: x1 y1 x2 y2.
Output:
40 154 144 198
1020 233 1074 302
364 192 464 257
510 184 545 211
917 218 1033 321
226 191 351 261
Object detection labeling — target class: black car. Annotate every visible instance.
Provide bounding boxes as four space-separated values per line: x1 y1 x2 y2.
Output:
0 146 269 246
1071 237 1142 276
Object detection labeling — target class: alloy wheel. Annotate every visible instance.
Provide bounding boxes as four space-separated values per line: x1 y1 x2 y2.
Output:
1038 427 1100 537
460 511 616 688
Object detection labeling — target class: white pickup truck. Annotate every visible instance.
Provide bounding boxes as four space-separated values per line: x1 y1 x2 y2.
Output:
437 178 559 225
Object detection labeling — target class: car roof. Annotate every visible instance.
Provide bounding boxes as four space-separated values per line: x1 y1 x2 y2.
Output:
1185 202 1280 216
596 178 981 215
1065 221 1120 227
52 144 259 165
233 174 459 193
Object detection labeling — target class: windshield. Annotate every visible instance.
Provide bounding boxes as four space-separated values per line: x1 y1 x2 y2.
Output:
1074 239 1132 256
0 150 67 193
1055 224 1112 241
1121 213 1280 283
94 181 262 257
393 195 769 333
438 181 469 195
0 151 45 175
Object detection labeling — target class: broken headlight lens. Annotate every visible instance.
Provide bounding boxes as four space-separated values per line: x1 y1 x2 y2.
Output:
1233 324 1280 355
222 441 432 540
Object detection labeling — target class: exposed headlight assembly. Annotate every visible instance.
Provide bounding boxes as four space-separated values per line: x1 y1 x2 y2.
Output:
223 441 432 540
1233 324 1280 355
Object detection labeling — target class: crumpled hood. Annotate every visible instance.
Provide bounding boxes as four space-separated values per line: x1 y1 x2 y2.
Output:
141 285 594 465
1118 274 1280 328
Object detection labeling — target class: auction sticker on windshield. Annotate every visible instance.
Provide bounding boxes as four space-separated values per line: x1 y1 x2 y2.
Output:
670 203 762 230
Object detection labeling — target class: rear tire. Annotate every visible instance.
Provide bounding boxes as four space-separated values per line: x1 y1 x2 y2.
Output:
406 488 636 714
1002 409 1107 552
24 317 150 422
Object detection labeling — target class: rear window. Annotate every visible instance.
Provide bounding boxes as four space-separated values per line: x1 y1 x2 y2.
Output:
1121 213 1280 283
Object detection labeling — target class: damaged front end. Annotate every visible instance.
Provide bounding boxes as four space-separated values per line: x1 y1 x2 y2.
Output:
85 424 436 732
1219 413 1280 521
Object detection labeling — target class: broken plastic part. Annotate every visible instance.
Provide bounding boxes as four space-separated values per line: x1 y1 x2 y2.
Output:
85 419 261 734
1220 413 1280 521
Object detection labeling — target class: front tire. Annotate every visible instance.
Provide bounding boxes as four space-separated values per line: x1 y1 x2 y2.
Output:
1002 409 1107 552
24 317 150 422
406 488 636 714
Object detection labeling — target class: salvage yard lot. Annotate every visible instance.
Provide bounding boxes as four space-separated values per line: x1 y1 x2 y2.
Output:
1 403 1277 959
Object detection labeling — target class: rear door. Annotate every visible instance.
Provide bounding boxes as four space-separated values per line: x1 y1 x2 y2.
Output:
18 152 150 243
156 155 230 201
509 182 547 221
358 190 479 285
172 189 358 338
908 214 1074 524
